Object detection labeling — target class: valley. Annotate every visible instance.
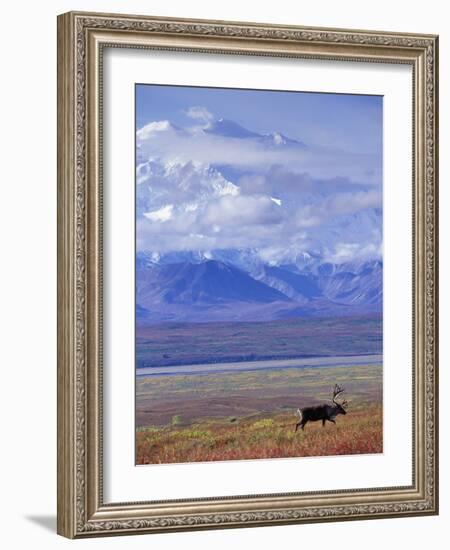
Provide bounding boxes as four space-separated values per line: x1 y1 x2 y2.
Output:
136 314 382 369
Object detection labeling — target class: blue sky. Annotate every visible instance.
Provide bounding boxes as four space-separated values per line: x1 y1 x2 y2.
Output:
135 84 383 264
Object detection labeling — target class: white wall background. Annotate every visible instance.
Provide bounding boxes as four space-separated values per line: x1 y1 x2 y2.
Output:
0 0 446 548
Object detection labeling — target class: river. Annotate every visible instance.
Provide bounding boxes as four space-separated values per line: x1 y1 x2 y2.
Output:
136 354 382 377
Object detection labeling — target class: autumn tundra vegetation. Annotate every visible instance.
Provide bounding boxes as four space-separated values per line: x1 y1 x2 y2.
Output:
136 363 382 464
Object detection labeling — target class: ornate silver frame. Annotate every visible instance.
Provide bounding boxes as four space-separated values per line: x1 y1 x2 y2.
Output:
57 11 439 538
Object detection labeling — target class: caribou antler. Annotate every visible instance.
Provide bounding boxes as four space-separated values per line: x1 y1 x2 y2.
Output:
332 384 345 405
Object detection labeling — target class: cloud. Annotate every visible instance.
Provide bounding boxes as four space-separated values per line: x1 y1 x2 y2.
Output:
135 115 382 263
144 204 174 222
325 242 382 263
204 195 284 226
185 106 214 125
296 190 382 228
136 120 381 184
135 156 382 260
327 190 381 214
136 120 175 140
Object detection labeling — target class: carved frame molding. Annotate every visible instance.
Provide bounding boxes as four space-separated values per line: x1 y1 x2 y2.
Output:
57 11 438 538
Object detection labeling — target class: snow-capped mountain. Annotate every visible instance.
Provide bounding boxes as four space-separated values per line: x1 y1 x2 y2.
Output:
255 264 322 303
136 158 239 218
205 118 261 139
315 259 382 305
204 117 305 148
135 113 382 323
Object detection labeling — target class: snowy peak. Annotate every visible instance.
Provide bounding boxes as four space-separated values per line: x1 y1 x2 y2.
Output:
262 131 305 148
205 118 261 139
136 158 239 217
136 120 182 140
204 117 304 147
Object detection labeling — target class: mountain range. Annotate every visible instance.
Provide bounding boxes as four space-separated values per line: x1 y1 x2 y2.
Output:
136 253 382 324
136 113 382 324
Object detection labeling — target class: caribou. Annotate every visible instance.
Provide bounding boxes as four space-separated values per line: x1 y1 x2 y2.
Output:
295 384 348 432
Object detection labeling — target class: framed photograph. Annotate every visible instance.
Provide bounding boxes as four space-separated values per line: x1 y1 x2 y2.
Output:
57 11 439 538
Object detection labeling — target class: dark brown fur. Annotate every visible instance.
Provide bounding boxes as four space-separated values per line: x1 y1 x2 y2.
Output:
295 384 348 432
